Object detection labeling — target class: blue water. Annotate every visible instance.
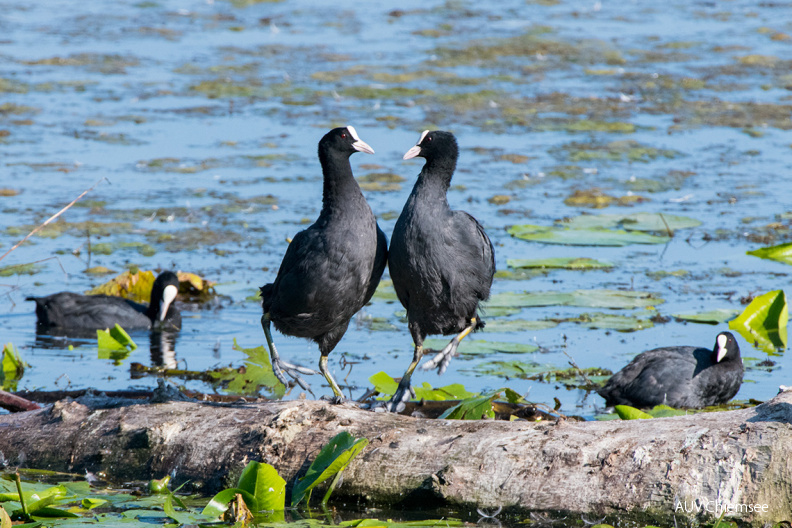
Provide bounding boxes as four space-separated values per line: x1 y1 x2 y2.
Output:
1 0 790 417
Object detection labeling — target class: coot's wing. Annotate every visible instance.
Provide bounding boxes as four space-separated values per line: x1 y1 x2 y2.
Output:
599 347 698 407
30 292 150 330
448 211 495 302
362 224 388 305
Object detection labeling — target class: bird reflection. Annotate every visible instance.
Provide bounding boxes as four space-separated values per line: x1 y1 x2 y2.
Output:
149 330 179 369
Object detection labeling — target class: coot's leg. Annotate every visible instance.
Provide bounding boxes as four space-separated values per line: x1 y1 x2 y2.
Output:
420 317 477 375
261 313 317 395
319 353 345 403
385 344 422 412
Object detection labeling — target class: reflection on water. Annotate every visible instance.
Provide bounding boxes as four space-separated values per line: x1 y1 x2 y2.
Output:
149 331 179 370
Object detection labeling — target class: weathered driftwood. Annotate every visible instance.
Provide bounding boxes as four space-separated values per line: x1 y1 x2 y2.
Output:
0 389 790 524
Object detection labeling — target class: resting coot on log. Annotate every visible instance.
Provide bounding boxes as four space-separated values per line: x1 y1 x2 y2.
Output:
27 270 181 333
260 126 388 400
386 130 495 411
598 331 744 409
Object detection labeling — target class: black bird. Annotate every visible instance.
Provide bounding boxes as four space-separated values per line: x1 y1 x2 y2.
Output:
28 270 181 333
598 331 744 409
386 130 495 410
260 126 388 399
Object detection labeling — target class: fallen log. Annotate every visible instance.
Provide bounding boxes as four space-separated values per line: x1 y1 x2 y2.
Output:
0 388 790 525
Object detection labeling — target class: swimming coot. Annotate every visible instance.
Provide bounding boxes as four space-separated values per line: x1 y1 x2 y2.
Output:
28 270 181 333
260 126 388 399
598 331 743 409
386 130 495 410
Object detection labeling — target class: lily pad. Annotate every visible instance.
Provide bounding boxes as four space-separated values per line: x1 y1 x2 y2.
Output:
486 289 663 310
571 312 654 332
508 224 671 246
482 319 558 332
728 290 788 354
507 257 614 270
561 212 701 232
423 338 539 355
673 309 741 325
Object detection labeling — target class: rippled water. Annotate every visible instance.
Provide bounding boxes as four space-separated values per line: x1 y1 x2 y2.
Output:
1 0 791 419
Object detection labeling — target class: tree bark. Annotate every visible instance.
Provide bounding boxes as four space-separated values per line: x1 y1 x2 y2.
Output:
0 389 790 525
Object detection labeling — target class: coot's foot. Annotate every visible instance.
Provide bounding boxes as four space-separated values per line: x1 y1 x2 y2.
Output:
382 379 415 413
272 356 317 394
420 320 477 375
320 394 346 405
420 341 458 375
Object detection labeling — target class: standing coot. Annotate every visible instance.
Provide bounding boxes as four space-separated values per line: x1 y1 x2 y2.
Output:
260 126 388 399
386 130 495 411
28 270 181 333
598 331 744 409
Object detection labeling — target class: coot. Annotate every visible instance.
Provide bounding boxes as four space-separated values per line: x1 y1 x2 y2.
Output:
386 130 495 410
260 126 388 399
28 270 181 333
598 331 743 409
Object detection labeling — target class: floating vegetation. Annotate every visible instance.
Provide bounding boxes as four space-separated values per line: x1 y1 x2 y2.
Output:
508 224 671 246
673 309 740 325
86 270 216 304
0 262 42 277
357 172 405 192
507 257 615 270
552 140 681 163
728 290 788 354
564 188 648 208
486 289 663 310
423 338 539 356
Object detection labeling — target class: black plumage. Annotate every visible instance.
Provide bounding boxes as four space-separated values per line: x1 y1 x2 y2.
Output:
27 270 181 334
386 130 495 410
260 126 387 399
598 331 744 409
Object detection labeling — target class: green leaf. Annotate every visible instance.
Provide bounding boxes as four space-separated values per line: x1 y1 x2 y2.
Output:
747 242 792 265
80 497 108 509
615 405 653 419
507 257 615 270
646 404 687 418
201 488 259 519
97 324 137 356
291 432 369 506
207 339 285 398
438 390 500 419
423 339 539 356
163 493 214 525
508 224 670 246
412 382 478 401
728 290 788 354
673 309 741 325
0 507 11 528
1 343 26 389
236 461 285 511
29 507 79 519
369 371 399 396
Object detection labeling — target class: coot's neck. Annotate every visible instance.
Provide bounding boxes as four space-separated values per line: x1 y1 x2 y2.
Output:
319 148 364 216
412 156 456 206
146 295 161 322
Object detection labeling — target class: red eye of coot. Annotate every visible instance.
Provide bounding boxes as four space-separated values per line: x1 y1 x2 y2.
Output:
341 133 347 138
